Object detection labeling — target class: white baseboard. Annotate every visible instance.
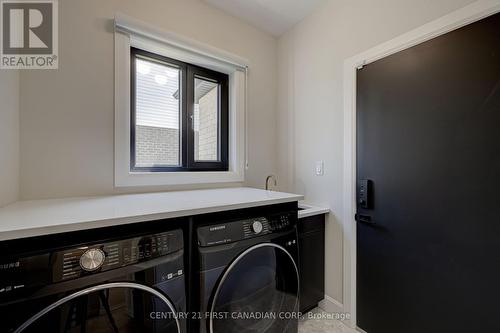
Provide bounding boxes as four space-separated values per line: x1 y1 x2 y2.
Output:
318 294 344 313
318 295 355 328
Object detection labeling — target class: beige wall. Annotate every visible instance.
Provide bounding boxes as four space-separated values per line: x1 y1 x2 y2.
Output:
19 0 278 199
0 71 20 207
277 0 476 304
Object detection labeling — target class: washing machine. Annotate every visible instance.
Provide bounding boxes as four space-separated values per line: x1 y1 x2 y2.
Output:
0 227 186 333
196 209 300 333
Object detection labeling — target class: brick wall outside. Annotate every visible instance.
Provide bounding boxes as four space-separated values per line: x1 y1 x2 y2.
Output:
135 125 179 167
135 85 218 167
196 87 218 161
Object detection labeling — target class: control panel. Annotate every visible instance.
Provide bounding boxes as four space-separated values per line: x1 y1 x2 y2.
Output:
54 230 183 282
242 217 271 238
197 212 296 247
268 213 293 232
358 179 373 209
0 230 183 299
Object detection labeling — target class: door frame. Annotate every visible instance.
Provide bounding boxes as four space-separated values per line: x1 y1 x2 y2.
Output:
341 0 500 329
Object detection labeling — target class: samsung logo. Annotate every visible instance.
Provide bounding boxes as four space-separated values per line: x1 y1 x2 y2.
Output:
0 261 20 270
209 225 226 232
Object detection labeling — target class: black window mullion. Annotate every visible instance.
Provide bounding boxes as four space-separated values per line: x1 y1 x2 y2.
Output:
186 66 196 169
130 50 137 171
180 63 189 169
219 76 229 170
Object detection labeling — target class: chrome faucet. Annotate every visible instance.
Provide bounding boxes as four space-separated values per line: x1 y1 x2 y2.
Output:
265 175 277 191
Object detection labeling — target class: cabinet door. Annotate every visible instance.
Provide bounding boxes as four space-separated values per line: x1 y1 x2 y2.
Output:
299 230 325 312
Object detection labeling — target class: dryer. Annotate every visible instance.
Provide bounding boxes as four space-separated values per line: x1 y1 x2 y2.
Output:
196 210 299 333
1 228 186 333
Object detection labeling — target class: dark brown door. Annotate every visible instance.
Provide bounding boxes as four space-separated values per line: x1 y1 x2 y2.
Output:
356 13 500 333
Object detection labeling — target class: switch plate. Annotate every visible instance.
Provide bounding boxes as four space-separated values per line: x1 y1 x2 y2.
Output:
315 161 324 176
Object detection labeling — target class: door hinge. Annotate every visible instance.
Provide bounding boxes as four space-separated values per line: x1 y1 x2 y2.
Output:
357 61 367 70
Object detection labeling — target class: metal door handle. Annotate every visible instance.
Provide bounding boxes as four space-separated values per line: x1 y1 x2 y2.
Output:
355 214 376 226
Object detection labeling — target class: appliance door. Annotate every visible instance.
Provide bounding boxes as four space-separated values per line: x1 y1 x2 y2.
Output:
209 243 299 333
2 259 185 333
12 282 180 333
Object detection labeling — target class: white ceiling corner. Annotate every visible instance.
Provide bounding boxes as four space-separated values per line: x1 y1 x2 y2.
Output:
204 0 327 36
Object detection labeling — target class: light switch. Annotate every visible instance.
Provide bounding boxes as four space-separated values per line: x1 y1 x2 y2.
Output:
315 161 324 176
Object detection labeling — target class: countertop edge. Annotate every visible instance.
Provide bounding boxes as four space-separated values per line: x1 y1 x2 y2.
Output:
298 203 330 219
0 192 304 241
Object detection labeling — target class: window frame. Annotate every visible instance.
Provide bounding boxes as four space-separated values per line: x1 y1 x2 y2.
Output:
187 65 229 170
130 47 229 173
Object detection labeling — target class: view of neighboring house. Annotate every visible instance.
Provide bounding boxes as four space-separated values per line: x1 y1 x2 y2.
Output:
135 58 219 167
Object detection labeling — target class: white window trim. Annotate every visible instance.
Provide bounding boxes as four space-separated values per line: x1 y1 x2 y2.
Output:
114 14 248 187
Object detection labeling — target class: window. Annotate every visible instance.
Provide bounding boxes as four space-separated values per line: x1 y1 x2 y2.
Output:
114 17 247 187
130 48 229 172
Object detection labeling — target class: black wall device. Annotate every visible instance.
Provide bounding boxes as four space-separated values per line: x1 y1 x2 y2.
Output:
358 179 372 209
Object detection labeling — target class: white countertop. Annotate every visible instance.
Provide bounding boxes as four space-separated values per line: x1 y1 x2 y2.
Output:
298 203 330 219
0 187 303 241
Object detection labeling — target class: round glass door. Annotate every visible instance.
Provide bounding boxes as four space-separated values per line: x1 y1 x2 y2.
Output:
209 243 299 333
14 282 180 333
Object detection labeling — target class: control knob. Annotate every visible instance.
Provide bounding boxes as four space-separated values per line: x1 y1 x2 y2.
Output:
252 220 264 234
80 248 105 272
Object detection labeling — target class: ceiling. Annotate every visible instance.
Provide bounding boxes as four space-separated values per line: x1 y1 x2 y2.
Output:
204 0 327 36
